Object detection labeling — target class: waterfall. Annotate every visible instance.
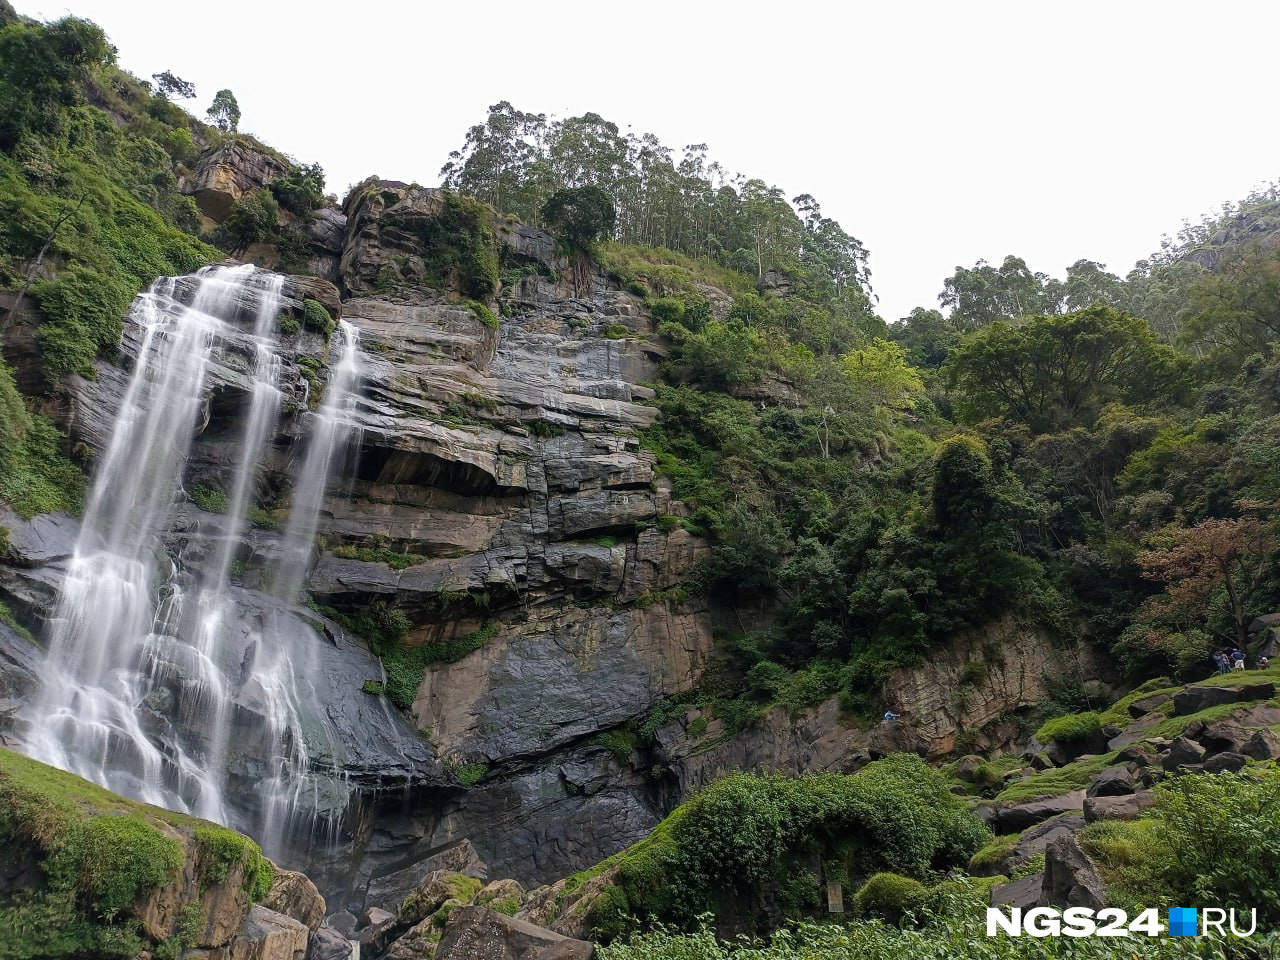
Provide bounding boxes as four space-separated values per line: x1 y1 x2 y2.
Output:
22 265 364 853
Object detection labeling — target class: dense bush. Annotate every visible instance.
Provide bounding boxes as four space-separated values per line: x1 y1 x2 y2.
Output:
1082 766 1280 925
853 873 929 924
581 755 989 938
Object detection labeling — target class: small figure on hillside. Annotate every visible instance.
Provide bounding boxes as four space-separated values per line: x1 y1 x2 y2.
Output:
883 710 898 722
1232 649 1247 671
1258 656 1270 670
1214 651 1230 675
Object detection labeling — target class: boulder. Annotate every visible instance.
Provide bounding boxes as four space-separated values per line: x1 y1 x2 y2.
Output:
1040 835 1106 910
1115 743 1158 768
264 869 326 932
1172 682 1275 716
1085 764 1136 798
952 755 986 782
1161 736 1207 771
866 720 928 759
995 790 1086 833
400 871 483 927
1127 691 1173 719
212 905 309 960
356 906 397 955
1195 719 1255 754
1028 752 1054 771
363 840 488 915
307 925 353 960
990 874 1043 910
436 906 593 960
1203 752 1248 774
475 878 526 911
1083 790 1157 823
1244 729 1280 761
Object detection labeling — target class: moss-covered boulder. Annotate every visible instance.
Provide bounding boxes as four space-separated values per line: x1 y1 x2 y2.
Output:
0 747 274 958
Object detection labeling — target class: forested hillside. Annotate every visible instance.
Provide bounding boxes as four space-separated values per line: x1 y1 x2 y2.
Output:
432 101 1280 728
3 12 1280 957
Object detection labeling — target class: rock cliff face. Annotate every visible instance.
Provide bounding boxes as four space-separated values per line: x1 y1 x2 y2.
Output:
0 175 1115 919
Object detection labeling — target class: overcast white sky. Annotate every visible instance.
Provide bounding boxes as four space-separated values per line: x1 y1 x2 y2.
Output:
18 0 1280 322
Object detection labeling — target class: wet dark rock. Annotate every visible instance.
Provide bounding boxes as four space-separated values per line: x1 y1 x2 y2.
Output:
1172 682 1275 716
995 791 1086 832
1040 835 1106 910
1086 764 1136 798
1083 790 1156 823
1161 736 1207 771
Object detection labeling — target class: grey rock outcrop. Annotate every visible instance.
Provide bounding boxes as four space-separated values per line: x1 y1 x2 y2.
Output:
436 906 594 960
180 140 290 223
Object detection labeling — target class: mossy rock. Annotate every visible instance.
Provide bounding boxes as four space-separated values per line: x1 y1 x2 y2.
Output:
0 748 273 956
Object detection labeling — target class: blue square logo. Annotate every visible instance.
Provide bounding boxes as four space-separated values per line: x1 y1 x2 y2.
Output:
1168 908 1198 937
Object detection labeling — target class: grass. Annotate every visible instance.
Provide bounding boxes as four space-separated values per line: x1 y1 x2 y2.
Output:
992 751 1117 804
1034 710 1101 744
333 543 430 570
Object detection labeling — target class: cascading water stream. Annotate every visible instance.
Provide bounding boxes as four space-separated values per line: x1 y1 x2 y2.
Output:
21 265 366 854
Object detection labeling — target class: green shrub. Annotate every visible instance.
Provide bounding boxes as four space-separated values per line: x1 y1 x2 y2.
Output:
361 680 384 695
193 825 273 900
277 313 300 335
604 323 630 339
1034 710 1101 744
528 419 567 439
0 356 85 516
34 265 134 380
967 834 1016 875
332 543 429 570
189 484 229 514
853 872 929 924
466 299 499 329
302 298 335 339
1083 767 1280 923
269 162 325 214
581 755 990 937
209 188 278 255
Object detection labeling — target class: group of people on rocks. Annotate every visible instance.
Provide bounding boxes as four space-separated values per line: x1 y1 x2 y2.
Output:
1213 648 1269 673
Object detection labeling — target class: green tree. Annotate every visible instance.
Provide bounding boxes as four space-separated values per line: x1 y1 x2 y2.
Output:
889 307 959 368
212 189 277 255
151 70 195 100
439 100 547 220
0 16 113 148
540 185 616 250
206 88 240 133
1178 244 1280 373
269 162 325 214
944 306 1187 433
939 254 1061 331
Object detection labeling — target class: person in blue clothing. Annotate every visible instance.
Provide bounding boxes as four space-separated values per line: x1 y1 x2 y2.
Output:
1231 649 1247 671
883 710 898 721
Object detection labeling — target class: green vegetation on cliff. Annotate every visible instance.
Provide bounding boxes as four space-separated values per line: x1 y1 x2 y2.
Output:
0 748 272 959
